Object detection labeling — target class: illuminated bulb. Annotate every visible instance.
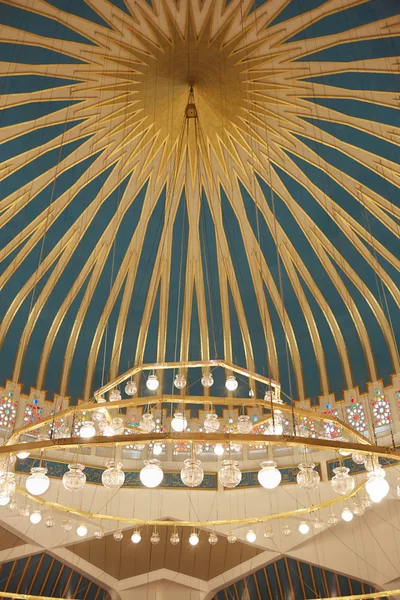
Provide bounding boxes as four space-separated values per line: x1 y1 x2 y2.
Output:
338 450 351 457
366 468 389 502
79 421 96 438
94 528 104 539
208 532 218 545
139 459 163 488
77 524 88 537
225 376 238 391
171 412 187 432
109 389 121 402
113 530 123 541
131 530 141 544
227 532 237 544
214 444 225 456
174 374 186 389
258 460 282 489
146 375 159 391
16 446 30 460
25 467 50 496
30 511 41 524
189 532 199 546
201 372 214 388
246 530 256 543
341 508 353 522
125 380 137 396
299 522 310 535
150 532 160 545
0 495 10 506
153 443 163 456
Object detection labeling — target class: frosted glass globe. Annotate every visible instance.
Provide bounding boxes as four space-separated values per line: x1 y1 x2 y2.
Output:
8 500 18 511
125 380 137 396
113 530 123 541
0 494 10 506
208 532 218 545
201 372 214 388
45 515 55 528
26 467 50 496
218 460 241 488
204 413 220 433
61 519 72 532
237 415 252 434
189 532 199 546
146 375 159 391
214 444 224 456
353 500 365 516
151 532 160 545
264 527 274 539
341 508 353 522
227 532 237 544
258 460 281 489
331 467 355 495
180 459 204 488
140 459 163 488
140 413 155 433
109 389 121 402
63 464 86 492
30 511 41 524
171 412 187 432
352 453 365 465
170 532 179 545
297 463 320 491
77 524 87 537
327 514 338 526
94 528 104 539
153 443 163 456
16 449 30 459
266 418 283 435
131 530 141 543
299 522 310 535
366 469 389 501
225 376 238 391
79 421 96 438
102 461 125 490
174 374 186 389
0 473 16 497
246 530 256 543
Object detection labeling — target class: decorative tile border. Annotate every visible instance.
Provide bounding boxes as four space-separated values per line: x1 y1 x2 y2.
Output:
236 463 322 489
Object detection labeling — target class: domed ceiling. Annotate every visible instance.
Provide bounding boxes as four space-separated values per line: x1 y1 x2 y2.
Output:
0 0 399 404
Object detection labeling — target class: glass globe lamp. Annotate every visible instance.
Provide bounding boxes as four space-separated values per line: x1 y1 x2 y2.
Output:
0 473 16 497
45 515 55 528
313 519 324 530
266 418 283 435
8 499 18 511
152 443 163 456
16 448 30 460
170 532 179 545
208 532 218 545
79 421 96 438
225 376 238 391
102 461 125 490
297 463 320 491
258 460 281 489
125 380 137 396
353 499 365 516
246 530 256 543
366 468 389 502
26 467 50 496
61 519 72 532
140 459 163 488
150 532 160 545
361 495 373 510
227 532 237 544
341 508 353 522
299 522 310 535
264 527 274 539
218 460 241 488
174 374 186 389
0 494 10 506
204 413 220 433
30 510 41 524
264 390 276 402
109 389 121 402
19 505 30 517
77 524 88 537
94 528 104 540
113 530 123 541
352 453 365 465
63 464 86 492
189 532 199 546
131 530 141 544
230 443 242 453
180 459 204 488
331 467 355 495
364 456 375 472
327 513 339 526
201 372 214 388
237 415 252 434
140 413 155 433
214 444 224 456
54 424 70 439
171 412 187 432
146 375 159 391
282 525 291 537
111 417 125 435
